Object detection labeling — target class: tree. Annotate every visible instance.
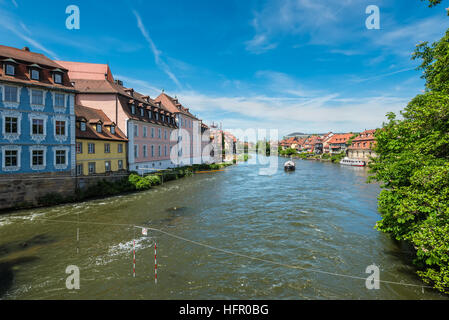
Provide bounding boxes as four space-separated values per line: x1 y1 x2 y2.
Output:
369 30 449 294
421 0 443 7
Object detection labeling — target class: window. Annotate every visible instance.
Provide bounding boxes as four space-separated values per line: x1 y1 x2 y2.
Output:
88 143 95 154
162 115 165 123
140 108 144 116
88 162 96 175
151 145 154 157
54 93 65 108
118 144 123 153
56 121 66 136
110 126 115 134
31 69 40 80
5 150 18 167
143 145 147 158
158 145 161 157
151 127 154 138
32 150 44 166
5 117 18 133
96 123 102 133
53 73 62 84
134 125 138 137
76 142 83 154
55 150 66 165
148 111 152 119
5 64 15 76
164 145 167 156
118 160 123 170
4 86 18 102
158 128 161 139
134 145 138 158
32 119 44 135
105 161 111 172
104 143 110 153
31 90 44 105
143 126 147 138
164 130 167 140
131 105 136 114
76 164 83 176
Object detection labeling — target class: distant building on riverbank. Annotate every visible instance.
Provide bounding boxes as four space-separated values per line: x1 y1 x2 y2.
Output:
327 133 353 154
347 129 377 162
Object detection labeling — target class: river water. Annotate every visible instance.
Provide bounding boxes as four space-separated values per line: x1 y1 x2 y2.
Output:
0 156 447 300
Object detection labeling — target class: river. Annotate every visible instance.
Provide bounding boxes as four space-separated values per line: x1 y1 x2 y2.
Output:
0 156 447 299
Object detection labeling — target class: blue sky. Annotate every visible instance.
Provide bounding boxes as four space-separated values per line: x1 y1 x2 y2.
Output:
1 0 448 137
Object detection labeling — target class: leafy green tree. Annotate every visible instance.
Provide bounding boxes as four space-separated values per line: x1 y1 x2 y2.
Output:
369 30 449 294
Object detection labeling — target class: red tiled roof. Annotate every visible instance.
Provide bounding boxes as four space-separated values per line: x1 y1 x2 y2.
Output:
327 133 353 145
0 45 75 91
154 93 199 120
55 61 114 82
75 105 128 141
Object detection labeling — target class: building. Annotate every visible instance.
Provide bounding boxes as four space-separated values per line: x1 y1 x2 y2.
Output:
154 93 204 166
327 133 353 154
347 129 377 162
75 105 128 176
56 61 178 174
0 45 76 176
321 132 334 154
303 136 322 153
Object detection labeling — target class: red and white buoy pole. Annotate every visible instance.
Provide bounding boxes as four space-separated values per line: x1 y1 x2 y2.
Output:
154 241 157 284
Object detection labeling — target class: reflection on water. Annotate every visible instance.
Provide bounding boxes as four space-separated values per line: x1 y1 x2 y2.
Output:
0 157 447 300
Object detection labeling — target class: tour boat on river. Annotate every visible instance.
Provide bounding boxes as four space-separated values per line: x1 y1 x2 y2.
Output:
340 157 366 167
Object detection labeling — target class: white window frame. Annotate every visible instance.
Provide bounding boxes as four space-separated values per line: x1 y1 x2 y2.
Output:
2 84 20 108
111 125 116 134
28 113 48 143
30 89 45 109
53 115 69 142
52 92 66 112
1 110 21 142
1 145 21 172
29 145 47 171
80 121 86 131
53 72 62 84
53 147 69 170
5 63 15 76
30 69 40 81
88 143 95 154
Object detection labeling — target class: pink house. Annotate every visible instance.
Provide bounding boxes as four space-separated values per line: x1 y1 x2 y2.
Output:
56 61 178 173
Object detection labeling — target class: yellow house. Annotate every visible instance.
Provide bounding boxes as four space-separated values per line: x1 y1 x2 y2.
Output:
75 105 128 176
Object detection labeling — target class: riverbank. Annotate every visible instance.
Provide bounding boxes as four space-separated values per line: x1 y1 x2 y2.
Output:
0 161 237 214
279 152 345 163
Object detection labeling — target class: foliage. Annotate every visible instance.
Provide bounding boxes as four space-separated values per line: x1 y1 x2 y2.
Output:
421 0 443 7
369 29 449 294
330 152 345 163
279 148 298 156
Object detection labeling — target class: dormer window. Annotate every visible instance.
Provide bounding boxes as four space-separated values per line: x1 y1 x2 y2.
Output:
80 122 86 131
140 108 144 117
155 113 159 121
5 63 15 76
31 69 40 80
148 111 152 119
96 124 102 133
53 73 62 84
111 125 115 134
131 105 136 114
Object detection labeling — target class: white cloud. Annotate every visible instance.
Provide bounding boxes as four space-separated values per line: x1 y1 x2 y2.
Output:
132 10 182 89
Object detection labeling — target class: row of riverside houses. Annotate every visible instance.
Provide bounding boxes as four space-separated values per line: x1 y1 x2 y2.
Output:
279 130 377 162
0 45 218 209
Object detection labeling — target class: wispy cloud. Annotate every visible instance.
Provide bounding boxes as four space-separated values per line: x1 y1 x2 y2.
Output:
0 8 59 59
132 10 182 89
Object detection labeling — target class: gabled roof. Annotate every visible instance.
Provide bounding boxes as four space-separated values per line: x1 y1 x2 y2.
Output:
327 133 353 144
154 93 199 120
55 61 114 82
75 105 127 142
0 45 66 69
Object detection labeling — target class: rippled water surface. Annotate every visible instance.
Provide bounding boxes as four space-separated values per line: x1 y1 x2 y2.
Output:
0 157 447 299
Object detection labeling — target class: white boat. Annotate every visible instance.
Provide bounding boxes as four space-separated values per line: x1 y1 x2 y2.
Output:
340 157 366 167
284 160 296 171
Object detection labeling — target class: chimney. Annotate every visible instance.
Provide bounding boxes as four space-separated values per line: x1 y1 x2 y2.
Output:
22 47 30 52
114 79 123 86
